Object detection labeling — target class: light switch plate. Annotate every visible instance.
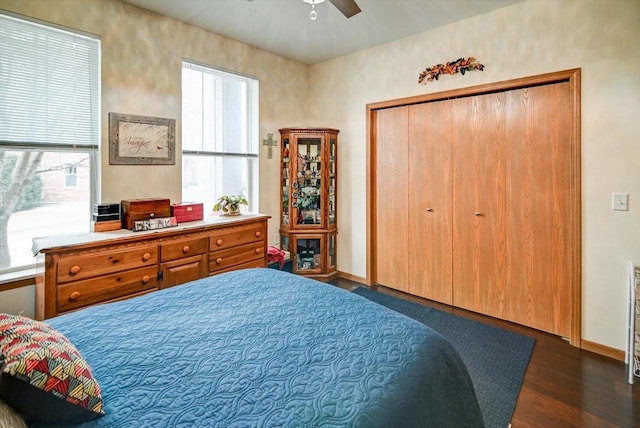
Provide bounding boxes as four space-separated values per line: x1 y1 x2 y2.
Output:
612 193 629 211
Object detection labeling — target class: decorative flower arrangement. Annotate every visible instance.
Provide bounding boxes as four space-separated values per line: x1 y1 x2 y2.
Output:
418 57 485 84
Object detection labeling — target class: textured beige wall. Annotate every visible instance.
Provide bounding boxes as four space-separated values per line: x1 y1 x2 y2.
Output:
308 0 640 351
0 0 308 247
2 0 639 352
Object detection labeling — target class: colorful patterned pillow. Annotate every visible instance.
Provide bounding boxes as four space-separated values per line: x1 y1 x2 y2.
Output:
0 314 105 423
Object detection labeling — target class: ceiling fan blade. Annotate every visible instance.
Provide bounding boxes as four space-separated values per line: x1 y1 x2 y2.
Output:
328 0 361 18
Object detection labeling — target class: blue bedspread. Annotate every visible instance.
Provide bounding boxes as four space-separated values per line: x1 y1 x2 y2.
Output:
45 269 484 427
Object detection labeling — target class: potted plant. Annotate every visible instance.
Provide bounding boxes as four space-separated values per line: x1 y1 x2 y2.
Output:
213 194 248 216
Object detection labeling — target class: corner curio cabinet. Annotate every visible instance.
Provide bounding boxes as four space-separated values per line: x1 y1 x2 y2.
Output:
279 128 338 281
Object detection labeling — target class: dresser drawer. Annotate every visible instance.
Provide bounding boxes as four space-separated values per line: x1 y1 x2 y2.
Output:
57 266 158 312
210 242 264 273
209 223 265 251
211 259 265 275
160 237 208 262
56 246 158 284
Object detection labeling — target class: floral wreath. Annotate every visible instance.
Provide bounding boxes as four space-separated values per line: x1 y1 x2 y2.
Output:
418 57 484 84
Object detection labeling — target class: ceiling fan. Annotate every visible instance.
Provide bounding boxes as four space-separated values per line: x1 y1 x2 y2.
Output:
302 0 361 20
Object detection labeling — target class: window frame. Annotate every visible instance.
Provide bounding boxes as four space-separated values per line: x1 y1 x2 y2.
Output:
181 60 259 211
64 165 78 189
0 12 100 278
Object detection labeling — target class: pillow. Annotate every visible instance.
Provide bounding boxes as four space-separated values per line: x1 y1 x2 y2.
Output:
0 314 104 424
0 399 26 428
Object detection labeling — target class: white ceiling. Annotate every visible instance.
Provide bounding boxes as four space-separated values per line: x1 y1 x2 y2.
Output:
122 0 522 65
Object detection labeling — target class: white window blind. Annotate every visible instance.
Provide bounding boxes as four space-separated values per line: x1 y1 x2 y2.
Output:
0 13 99 275
0 12 100 148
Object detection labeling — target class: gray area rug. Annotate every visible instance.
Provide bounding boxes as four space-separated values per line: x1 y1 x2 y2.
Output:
353 287 536 428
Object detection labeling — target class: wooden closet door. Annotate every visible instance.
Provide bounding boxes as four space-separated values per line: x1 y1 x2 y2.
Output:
504 82 573 337
407 102 453 304
370 70 579 342
375 106 409 292
452 94 508 318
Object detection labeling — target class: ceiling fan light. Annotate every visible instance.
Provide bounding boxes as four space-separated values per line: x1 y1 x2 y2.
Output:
303 0 325 20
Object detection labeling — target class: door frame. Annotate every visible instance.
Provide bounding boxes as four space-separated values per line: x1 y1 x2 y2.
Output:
366 68 581 346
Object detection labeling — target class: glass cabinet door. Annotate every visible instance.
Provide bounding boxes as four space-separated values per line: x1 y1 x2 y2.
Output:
328 136 337 226
294 137 322 227
280 234 290 252
328 232 337 269
294 236 322 273
281 137 290 226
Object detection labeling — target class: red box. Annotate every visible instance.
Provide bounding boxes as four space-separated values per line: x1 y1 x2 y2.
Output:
171 202 204 223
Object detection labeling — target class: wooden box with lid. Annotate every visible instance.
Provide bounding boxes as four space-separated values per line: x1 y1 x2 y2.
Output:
121 198 171 230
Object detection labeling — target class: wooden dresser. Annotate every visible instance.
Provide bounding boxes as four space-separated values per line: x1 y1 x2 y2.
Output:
34 214 269 320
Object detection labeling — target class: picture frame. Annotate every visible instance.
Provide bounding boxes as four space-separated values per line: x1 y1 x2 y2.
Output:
109 112 175 165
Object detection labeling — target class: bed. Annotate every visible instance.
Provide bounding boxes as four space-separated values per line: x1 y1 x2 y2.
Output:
2 268 484 427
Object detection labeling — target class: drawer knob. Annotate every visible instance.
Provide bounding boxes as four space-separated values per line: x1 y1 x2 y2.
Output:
182 245 190 253
255 248 261 254
142 275 150 284
69 291 80 300
70 265 81 274
216 257 223 264
142 252 151 261
216 239 223 246
255 231 261 238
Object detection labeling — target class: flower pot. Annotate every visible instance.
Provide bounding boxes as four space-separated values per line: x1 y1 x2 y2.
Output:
224 207 241 216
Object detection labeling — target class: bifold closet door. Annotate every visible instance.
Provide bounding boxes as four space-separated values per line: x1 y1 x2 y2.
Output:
451 94 508 318
451 83 573 337
375 106 410 293
503 83 573 337
407 102 453 304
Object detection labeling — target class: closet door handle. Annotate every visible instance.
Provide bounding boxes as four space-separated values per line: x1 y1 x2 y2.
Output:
426 208 433 212
474 211 482 216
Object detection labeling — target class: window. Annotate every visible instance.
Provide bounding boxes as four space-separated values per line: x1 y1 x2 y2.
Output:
64 165 78 188
0 12 100 275
181 61 259 212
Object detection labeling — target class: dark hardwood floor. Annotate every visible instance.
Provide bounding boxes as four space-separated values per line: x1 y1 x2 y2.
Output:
329 278 639 428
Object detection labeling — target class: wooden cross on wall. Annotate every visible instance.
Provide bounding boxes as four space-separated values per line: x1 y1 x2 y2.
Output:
262 133 278 159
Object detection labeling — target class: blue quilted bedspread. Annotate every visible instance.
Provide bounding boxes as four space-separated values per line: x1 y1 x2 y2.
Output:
45 269 484 427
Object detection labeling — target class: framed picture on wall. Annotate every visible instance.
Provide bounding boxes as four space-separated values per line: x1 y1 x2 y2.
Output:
109 112 175 165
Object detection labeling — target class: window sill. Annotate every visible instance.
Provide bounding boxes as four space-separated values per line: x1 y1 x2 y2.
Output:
0 266 36 291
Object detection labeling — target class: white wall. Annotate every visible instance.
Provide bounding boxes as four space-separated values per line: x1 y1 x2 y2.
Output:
308 0 640 351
